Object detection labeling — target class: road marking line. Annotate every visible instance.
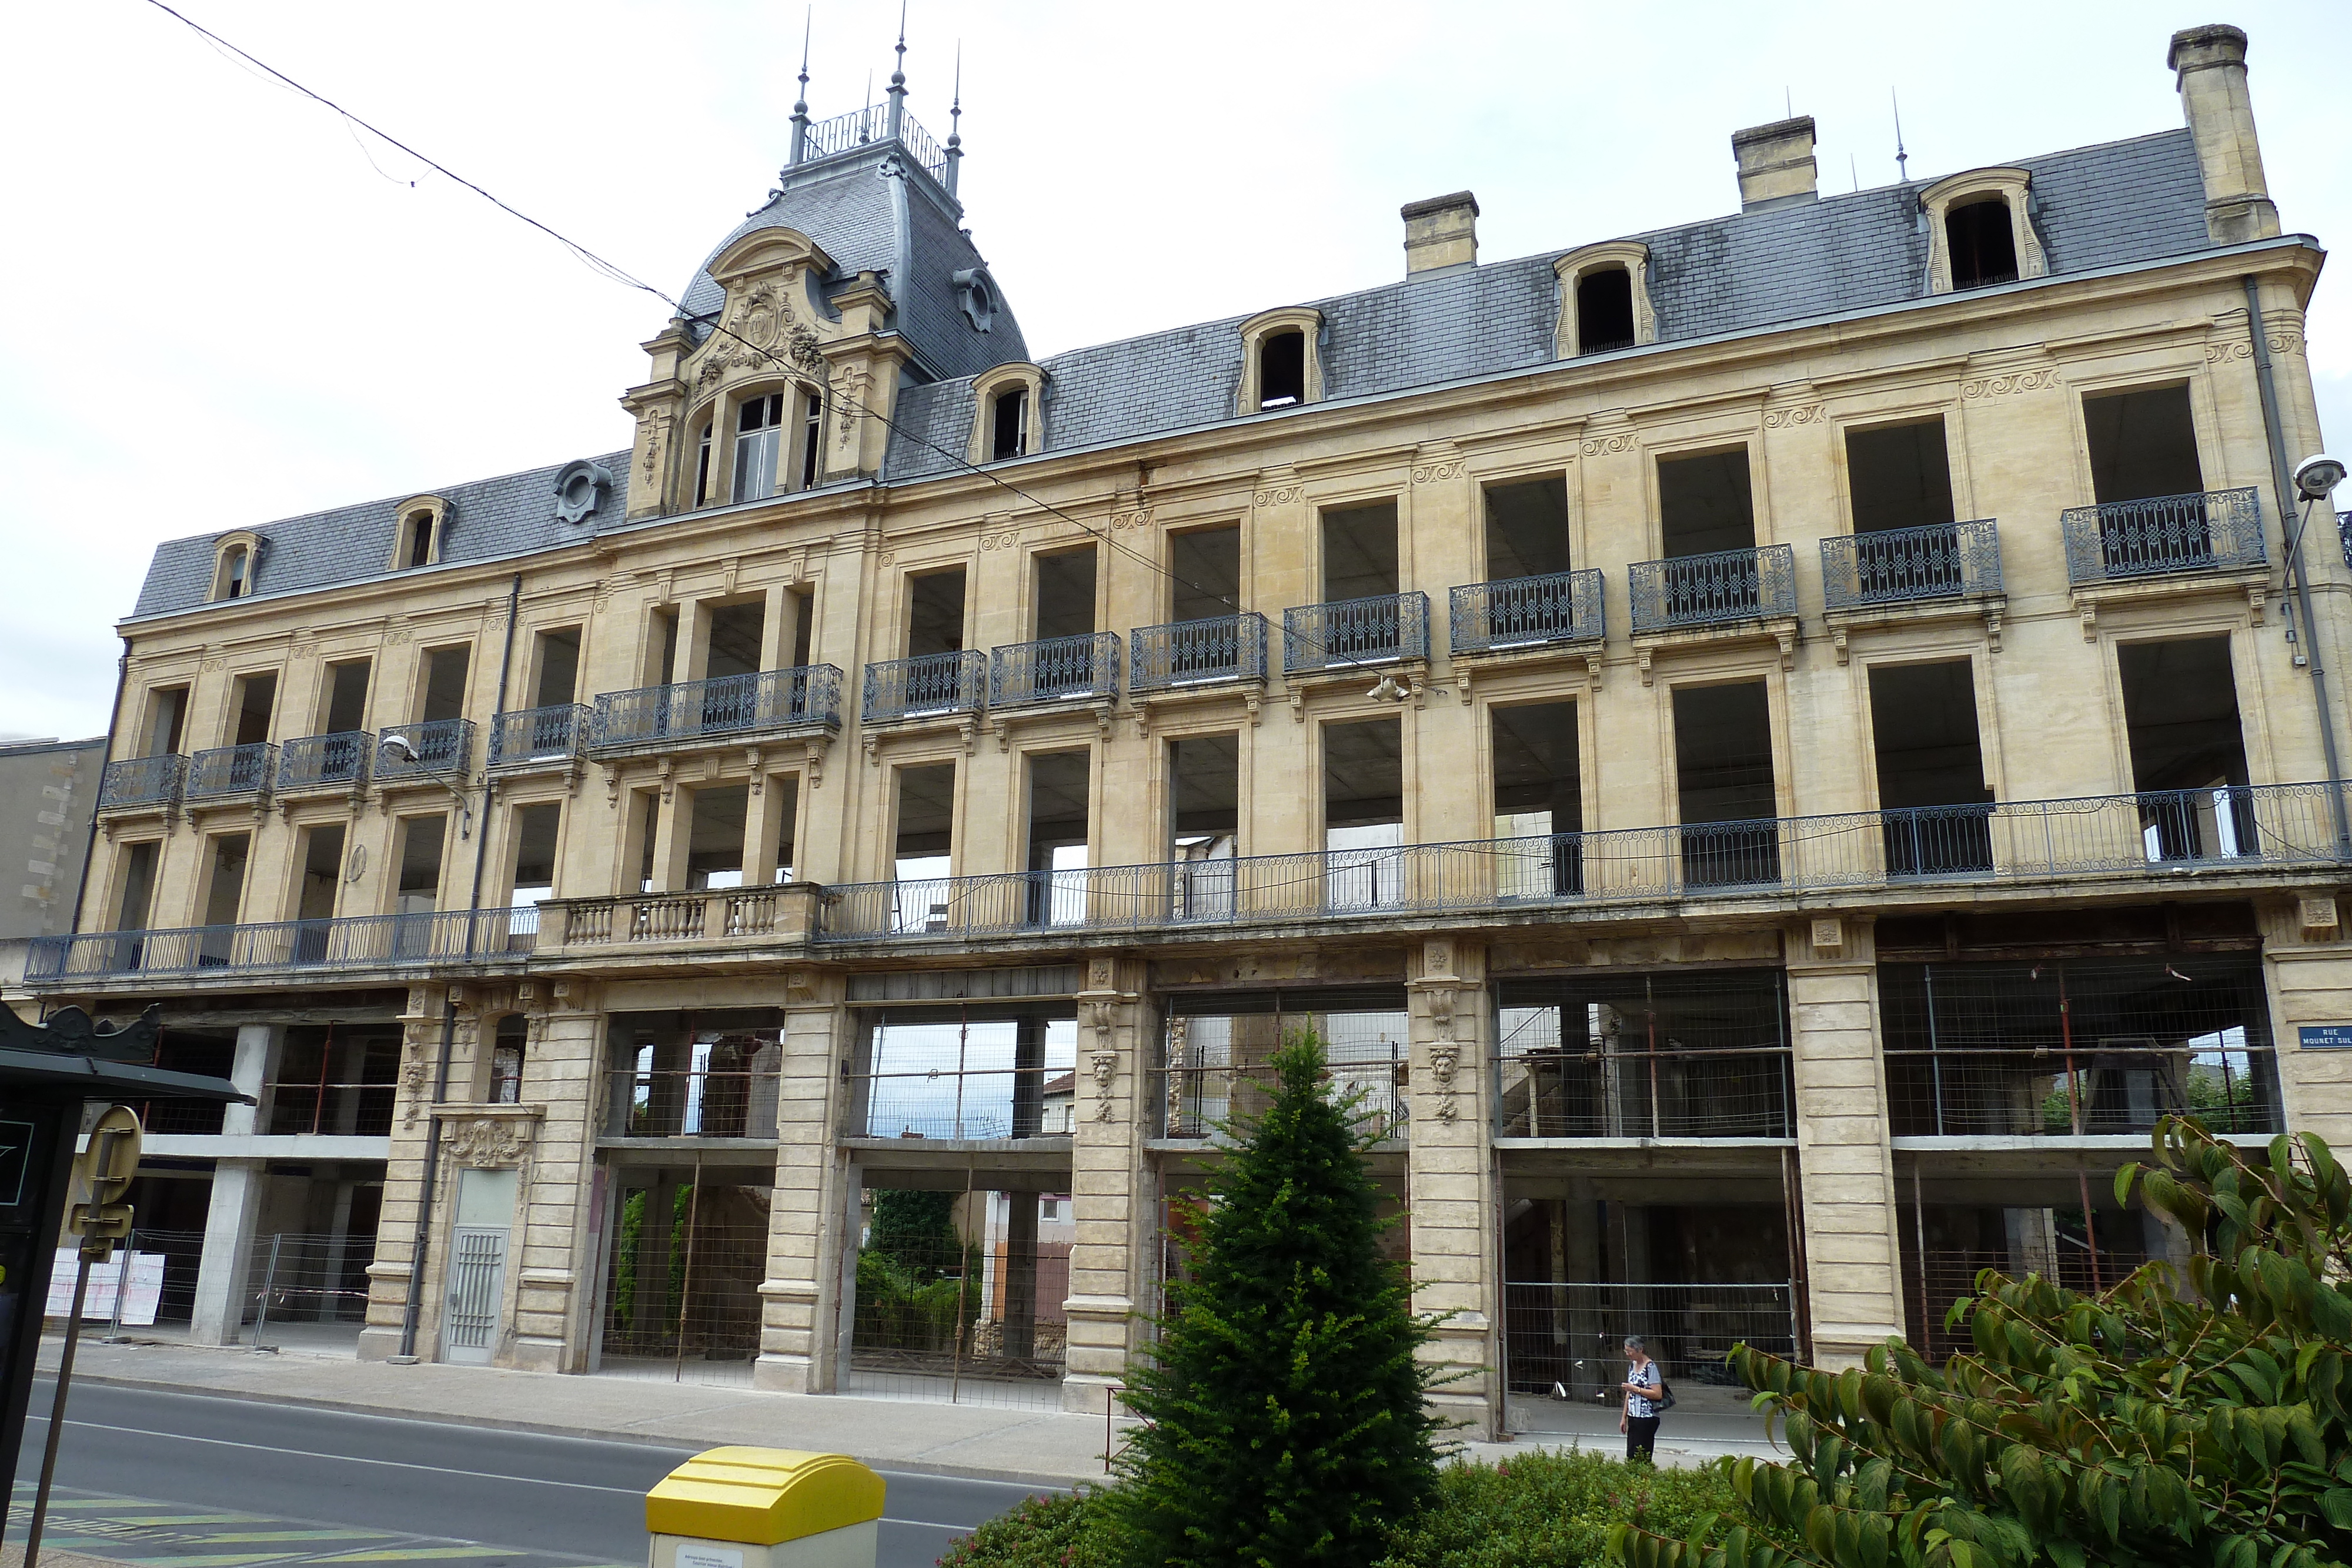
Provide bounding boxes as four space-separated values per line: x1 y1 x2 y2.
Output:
26 1498 183 1510
882 1517 967 1531
102 1554 298 1566
49 1419 649 1495
304 1549 517 1562
113 1514 256 1524
193 1532 393 1543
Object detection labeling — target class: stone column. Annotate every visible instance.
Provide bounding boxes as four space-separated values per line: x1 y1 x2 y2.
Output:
1063 954 1149 1415
754 967 854 1393
513 980 604 1372
1406 936 1498 1439
1786 916 1905 1368
189 1022 283 1345
358 985 443 1361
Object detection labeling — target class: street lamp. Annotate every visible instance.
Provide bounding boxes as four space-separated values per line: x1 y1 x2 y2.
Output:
2283 454 2350 851
381 733 473 839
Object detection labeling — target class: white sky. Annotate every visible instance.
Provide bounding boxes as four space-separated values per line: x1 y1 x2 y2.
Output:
4 1 2348 742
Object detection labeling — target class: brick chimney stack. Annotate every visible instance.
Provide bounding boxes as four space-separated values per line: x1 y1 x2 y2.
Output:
1402 192 1479 277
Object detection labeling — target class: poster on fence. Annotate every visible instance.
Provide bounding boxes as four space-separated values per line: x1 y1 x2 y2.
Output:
45 1249 163 1326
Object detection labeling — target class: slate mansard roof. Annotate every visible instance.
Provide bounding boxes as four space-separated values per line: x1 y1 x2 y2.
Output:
131 125 2227 623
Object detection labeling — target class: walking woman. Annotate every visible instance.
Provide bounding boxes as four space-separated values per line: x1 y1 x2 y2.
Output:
1618 1335 1662 1462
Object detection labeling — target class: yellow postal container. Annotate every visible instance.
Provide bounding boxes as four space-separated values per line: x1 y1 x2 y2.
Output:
645 1447 886 1568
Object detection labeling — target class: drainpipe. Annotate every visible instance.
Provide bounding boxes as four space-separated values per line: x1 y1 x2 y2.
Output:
2243 275 2350 850
396 572 524 1360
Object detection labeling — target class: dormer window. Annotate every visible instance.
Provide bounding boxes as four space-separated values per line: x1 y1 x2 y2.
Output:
1575 268 1636 355
1920 169 2045 296
1552 242 1656 359
991 387 1029 462
389 497 449 571
221 546 249 598
211 533 263 602
1236 307 1325 415
1946 197 2019 289
734 392 784 502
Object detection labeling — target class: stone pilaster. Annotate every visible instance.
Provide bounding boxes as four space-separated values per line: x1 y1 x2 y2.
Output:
512 979 604 1372
1786 917 1905 1368
1063 953 1150 1414
358 982 447 1362
2259 895 2352 1145
1406 936 1499 1439
754 966 853 1393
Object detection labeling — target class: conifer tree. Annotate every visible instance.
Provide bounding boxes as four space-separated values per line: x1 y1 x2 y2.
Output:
1105 1031 1447 1567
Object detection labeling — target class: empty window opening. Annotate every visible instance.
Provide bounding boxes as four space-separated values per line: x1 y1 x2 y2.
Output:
1869 661 1993 875
509 802 562 909
650 606 681 685
1485 477 1572 580
733 392 784 503
800 389 824 489
404 511 435 569
490 1014 526 1104
420 645 470 723
1170 733 1239 919
323 660 371 734
704 602 766 681
145 686 188 756
296 823 347 924
2120 639 2254 859
2083 386 2204 504
893 762 957 932
1846 420 1956 533
851 1012 1077 1146
1027 751 1091 927
1946 198 2019 290
1322 502 1399 601
114 841 160 931
1673 681 1779 887
1258 329 1306 409
632 791 659 892
219 545 250 600
1575 268 1636 355
991 387 1030 461
396 815 449 914
1493 701 1582 898
907 569 967 657
1170 526 1241 623
769 775 800 882
684 784 750 890
1034 547 1097 640
1163 987 1410 1142
694 420 714 504
531 627 582 708
231 673 275 748
1658 449 1757 557
201 833 249 930
787 589 815 670
1325 717 1404 909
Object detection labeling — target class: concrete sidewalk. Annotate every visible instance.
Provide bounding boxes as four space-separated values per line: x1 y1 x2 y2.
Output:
41 1336 1786 1483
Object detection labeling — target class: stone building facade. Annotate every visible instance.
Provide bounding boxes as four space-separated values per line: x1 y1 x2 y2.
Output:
25 24 2352 1436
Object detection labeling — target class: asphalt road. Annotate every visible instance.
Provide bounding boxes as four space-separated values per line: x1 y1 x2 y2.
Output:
11 1379 1055 1568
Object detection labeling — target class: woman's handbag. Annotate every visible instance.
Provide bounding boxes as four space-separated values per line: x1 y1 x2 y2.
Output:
1652 1379 1676 1413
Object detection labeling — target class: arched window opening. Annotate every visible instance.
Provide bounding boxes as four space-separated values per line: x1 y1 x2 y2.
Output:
1946 198 2019 290
220 546 249 600
991 387 1029 461
1258 330 1306 409
405 512 435 569
1576 268 1636 355
733 392 784 502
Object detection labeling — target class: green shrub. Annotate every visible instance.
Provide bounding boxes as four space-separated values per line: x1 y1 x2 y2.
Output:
1375 1450 1752 1568
936 1489 1112 1568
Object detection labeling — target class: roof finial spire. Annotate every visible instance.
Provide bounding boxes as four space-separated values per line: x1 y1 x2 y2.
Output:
860 69 873 141
886 0 908 140
787 6 812 168
944 39 964 198
1892 88 1909 182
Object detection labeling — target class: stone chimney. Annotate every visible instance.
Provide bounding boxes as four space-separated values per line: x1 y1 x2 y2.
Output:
1731 116 1818 212
1402 191 1479 276
2169 24 2281 243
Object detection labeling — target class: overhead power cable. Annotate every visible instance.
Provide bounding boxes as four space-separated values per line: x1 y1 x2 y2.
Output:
138 0 1409 683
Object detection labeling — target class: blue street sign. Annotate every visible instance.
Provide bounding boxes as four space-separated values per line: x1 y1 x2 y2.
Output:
2299 1025 2352 1051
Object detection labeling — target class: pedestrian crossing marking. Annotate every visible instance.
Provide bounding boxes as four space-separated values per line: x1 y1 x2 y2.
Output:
105 1555 297 1567
306 1550 518 1563
197 1531 391 1543
119 1514 255 1524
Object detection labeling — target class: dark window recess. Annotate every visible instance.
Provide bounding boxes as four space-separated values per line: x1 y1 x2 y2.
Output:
1846 421 1956 533
297 824 345 924
510 802 560 897
1170 734 1239 852
1672 681 1779 888
1575 268 1636 353
706 602 765 681
1034 547 1097 639
147 687 188 755
2084 386 2204 504
684 784 749 890
991 387 1029 461
1025 751 1090 925
406 512 434 569
2120 636 2254 862
1324 718 1403 833
907 570 967 657
221 547 249 599
1322 502 1399 600
800 390 823 489
1492 701 1582 897
396 816 447 913
115 841 159 931
771 775 799 881
420 646 470 723
533 628 582 708
1658 449 1756 557
893 763 957 931
694 421 714 504
232 674 275 748
202 834 248 929
787 589 814 671
1171 527 1241 622
490 1014 527 1104
1485 477 1571 580
1946 199 2019 289
323 661 370 734
1869 661 1993 876
1258 330 1306 409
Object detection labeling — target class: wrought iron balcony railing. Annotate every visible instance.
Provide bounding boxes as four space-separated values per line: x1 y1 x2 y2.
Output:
1449 569 1605 656
98 754 186 811
990 633 1121 708
26 905 524 983
1282 591 1431 675
186 743 275 801
808 781 2352 944
2061 487 2266 585
1820 520 2003 611
862 650 988 724
488 704 590 770
376 718 475 781
1130 613 1269 693
590 666 843 754
1628 544 1797 633
276 731 373 791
